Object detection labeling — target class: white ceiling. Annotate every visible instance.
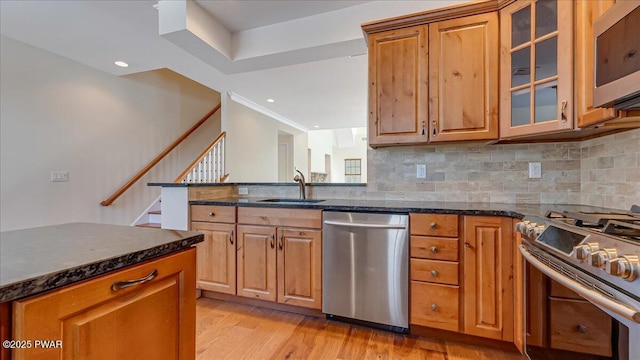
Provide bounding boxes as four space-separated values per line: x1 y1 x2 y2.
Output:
0 0 472 131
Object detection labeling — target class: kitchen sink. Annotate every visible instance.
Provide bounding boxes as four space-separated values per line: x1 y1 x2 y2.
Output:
258 198 325 203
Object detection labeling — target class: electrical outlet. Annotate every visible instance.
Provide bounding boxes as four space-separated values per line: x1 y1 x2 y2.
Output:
416 164 427 179
528 162 541 179
238 187 249 195
50 171 69 182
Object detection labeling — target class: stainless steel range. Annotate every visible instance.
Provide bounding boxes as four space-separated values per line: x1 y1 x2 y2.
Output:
516 206 640 360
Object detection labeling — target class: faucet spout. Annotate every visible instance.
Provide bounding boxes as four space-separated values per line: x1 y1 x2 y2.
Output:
293 169 306 199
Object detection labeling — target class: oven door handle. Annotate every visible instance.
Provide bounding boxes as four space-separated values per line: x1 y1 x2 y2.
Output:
519 245 640 324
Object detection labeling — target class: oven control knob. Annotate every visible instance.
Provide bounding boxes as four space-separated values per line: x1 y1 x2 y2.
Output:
573 243 599 261
532 225 545 237
516 222 525 233
605 255 639 281
588 248 618 269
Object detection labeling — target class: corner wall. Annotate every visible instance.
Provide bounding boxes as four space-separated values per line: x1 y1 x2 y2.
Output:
0 36 221 231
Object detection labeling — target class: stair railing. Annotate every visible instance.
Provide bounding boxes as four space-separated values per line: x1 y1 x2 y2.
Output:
100 103 221 206
174 131 228 183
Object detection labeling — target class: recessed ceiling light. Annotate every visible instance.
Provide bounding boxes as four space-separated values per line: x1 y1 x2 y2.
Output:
266 99 275 103
114 61 129 68
314 125 320 128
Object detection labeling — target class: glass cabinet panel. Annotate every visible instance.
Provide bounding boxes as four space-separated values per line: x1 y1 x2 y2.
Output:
535 0 557 38
511 89 531 127
535 37 557 81
511 6 531 48
534 81 557 123
512 47 531 87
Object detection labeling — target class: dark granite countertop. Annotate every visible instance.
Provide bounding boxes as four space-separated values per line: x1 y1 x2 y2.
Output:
0 223 203 302
189 197 623 219
148 182 366 187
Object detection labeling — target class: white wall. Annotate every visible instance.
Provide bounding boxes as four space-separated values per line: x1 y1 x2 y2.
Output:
307 130 335 173
223 96 306 182
331 127 368 183
0 36 221 231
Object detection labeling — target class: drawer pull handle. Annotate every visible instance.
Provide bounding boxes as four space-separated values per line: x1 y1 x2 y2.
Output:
430 222 437 229
431 270 438 277
278 234 283 250
577 325 587 333
430 246 438 253
431 304 439 311
208 212 215 217
464 242 472 248
111 269 158 292
229 229 234 245
270 233 275 249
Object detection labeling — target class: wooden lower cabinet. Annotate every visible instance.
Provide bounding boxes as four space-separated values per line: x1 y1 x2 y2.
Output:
277 228 322 309
462 216 513 341
236 225 277 302
191 221 236 295
236 225 322 309
410 281 459 332
12 249 196 360
549 298 612 357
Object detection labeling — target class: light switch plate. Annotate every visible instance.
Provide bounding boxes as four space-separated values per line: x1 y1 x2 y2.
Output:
528 162 541 179
416 164 427 179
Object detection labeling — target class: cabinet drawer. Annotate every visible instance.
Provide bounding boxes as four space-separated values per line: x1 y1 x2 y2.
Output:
238 207 322 229
549 298 612 357
191 205 236 223
410 259 458 285
410 281 459 332
410 236 458 261
410 214 458 237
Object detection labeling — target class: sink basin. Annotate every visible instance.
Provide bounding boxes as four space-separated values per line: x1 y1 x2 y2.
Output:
258 198 325 203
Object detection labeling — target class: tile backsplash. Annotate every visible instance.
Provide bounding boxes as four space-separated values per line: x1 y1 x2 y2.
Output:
367 141 583 204
580 129 640 209
238 129 639 210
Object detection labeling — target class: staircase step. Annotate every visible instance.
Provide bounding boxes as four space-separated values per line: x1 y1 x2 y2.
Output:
136 223 161 228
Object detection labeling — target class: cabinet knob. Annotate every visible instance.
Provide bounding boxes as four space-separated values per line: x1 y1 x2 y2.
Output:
577 325 587 333
208 212 215 217
431 270 438 277
430 222 437 229
431 304 439 311
430 246 438 253
464 242 472 248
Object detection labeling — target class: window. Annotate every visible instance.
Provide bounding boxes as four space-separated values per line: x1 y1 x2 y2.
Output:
344 159 361 183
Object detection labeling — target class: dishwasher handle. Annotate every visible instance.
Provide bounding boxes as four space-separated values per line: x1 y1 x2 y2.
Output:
323 220 407 230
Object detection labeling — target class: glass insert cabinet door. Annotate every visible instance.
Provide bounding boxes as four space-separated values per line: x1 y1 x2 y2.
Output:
500 0 573 138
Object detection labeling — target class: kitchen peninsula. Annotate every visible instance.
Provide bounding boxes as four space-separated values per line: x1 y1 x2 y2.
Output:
0 223 203 359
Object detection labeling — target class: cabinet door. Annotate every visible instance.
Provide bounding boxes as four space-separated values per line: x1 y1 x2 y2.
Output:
236 225 277 302
429 12 499 142
276 228 322 309
500 0 574 138
12 250 196 360
576 0 618 128
368 26 428 147
463 216 513 341
191 221 236 295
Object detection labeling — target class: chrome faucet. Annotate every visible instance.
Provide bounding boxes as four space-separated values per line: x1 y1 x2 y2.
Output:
293 168 306 199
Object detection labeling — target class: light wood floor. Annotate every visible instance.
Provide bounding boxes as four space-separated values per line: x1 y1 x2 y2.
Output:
196 298 526 360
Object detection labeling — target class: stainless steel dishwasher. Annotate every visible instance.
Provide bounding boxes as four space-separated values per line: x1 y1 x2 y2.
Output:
322 211 409 332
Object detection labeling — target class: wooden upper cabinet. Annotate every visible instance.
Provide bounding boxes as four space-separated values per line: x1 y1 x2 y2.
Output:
368 26 428 147
576 0 618 128
462 216 513 341
12 250 196 360
499 0 574 138
191 221 236 295
429 12 499 142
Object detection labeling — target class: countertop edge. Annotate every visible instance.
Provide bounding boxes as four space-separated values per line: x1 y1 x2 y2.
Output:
0 234 203 303
148 182 367 187
189 200 526 219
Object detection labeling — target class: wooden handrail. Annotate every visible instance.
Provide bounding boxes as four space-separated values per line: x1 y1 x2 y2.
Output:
100 103 221 206
173 131 226 183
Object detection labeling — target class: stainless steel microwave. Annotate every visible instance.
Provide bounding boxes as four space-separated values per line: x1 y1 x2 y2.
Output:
593 1 640 110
